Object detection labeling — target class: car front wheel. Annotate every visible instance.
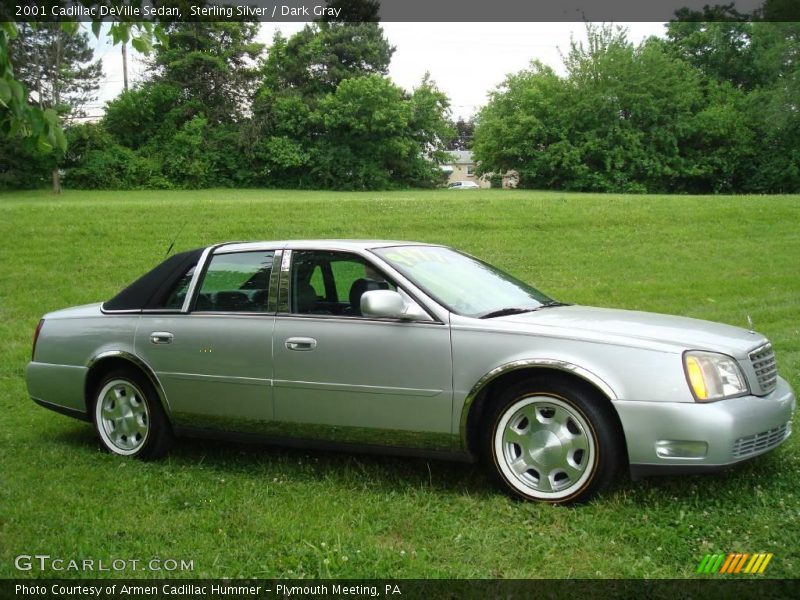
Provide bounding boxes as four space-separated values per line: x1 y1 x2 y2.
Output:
92 369 173 460
482 377 621 504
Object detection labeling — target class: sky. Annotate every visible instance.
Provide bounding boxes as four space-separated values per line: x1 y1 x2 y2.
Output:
88 22 668 122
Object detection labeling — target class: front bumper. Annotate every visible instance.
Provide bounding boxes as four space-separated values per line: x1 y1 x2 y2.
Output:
616 376 796 476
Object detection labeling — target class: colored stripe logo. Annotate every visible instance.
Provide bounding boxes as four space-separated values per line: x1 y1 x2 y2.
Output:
696 553 773 574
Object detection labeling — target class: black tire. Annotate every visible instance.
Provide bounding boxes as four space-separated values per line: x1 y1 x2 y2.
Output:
480 375 621 505
91 368 173 460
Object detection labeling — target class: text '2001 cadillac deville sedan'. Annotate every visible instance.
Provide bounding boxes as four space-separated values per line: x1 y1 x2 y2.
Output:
26 241 796 504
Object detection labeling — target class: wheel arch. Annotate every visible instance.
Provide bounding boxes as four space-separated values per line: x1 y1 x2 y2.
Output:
85 351 171 420
461 360 627 460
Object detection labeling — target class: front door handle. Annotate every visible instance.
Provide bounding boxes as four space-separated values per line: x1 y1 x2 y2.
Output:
285 337 317 351
150 331 174 345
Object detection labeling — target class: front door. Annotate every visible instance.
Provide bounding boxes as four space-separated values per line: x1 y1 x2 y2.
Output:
272 249 454 449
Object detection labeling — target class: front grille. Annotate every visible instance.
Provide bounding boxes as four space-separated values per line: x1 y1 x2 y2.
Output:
733 422 791 459
749 343 778 395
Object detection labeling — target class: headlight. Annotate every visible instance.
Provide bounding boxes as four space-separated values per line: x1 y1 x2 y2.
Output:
684 350 748 401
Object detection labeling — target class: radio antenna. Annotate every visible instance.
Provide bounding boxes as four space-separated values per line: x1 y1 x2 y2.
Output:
164 222 188 257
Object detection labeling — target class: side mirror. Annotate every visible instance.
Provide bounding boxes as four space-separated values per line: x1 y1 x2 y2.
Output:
361 290 429 321
360 290 405 318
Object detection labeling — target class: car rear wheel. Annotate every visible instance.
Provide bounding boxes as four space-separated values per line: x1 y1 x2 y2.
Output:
482 377 621 504
92 369 173 460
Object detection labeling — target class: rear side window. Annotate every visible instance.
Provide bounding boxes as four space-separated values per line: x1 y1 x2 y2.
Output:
194 251 275 312
104 247 203 312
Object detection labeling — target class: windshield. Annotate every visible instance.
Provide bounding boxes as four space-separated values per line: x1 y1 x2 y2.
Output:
373 246 554 318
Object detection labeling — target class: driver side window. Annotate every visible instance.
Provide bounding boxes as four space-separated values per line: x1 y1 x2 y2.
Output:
290 251 396 317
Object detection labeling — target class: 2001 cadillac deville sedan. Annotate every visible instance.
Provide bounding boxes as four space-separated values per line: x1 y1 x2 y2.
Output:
26 241 796 504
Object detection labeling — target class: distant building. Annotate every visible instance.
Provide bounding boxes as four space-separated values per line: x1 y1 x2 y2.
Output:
441 150 488 188
440 151 518 189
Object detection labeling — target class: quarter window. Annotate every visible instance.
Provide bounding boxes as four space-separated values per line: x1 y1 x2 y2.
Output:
160 266 196 309
195 251 275 312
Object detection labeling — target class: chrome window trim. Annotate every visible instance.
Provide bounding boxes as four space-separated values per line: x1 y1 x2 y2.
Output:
185 246 279 315
214 241 287 254
273 313 445 327
267 249 283 313
277 249 292 313
366 249 449 323
136 311 277 319
180 245 218 313
182 312 277 318
279 248 445 324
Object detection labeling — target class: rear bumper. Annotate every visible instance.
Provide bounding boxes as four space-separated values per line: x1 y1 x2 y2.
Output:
617 377 795 475
31 396 90 422
26 361 88 416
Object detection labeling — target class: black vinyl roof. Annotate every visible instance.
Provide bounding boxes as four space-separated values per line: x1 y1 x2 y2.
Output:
103 248 204 311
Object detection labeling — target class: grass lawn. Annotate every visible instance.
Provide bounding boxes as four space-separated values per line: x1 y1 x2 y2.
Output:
0 188 798 579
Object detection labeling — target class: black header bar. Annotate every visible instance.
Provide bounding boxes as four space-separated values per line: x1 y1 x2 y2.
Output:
3 579 800 600
4 0 795 23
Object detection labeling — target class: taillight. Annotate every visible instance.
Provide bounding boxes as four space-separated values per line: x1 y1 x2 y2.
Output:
32 319 45 361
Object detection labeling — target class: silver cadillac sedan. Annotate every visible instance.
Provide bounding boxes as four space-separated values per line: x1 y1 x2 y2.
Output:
26 241 796 504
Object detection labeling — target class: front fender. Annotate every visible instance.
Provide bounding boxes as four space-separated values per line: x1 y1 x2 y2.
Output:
457 357 618 450
450 322 692 446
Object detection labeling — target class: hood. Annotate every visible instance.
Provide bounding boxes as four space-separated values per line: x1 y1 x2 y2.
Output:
492 305 767 358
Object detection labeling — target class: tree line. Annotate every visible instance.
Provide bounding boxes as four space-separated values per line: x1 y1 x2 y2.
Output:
1 1 798 193
473 17 800 194
1 7 453 191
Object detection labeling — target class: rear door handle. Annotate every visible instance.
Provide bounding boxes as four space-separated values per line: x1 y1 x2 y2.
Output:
285 337 317 351
150 331 174 345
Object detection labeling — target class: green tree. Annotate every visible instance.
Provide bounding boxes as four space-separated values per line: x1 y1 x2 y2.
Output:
663 20 759 89
5 22 102 193
408 74 455 165
476 26 711 192
312 74 452 189
0 134 52 190
473 24 776 193
11 23 102 121
1 12 159 161
1 22 67 159
96 21 264 189
447 117 475 151
740 23 800 192
260 20 394 99
251 11 449 190
148 21 263 124
662 15 800 192
61 122 169 190
472 62 569 188
102 83 182 149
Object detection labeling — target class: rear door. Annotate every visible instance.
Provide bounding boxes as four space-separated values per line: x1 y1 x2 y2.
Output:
135 249 278 432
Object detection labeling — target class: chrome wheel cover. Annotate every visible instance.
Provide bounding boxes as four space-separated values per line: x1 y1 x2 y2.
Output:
95 379 149 455
494 395 596 500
